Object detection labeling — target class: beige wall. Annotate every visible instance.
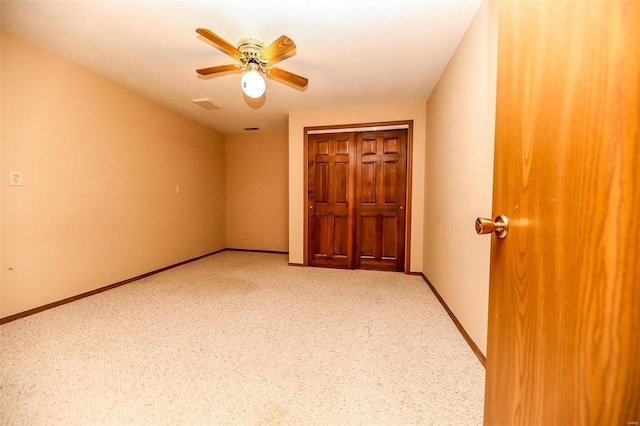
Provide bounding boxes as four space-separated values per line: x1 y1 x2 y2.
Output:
423 1 498 355
225 131 288 252
288 104 426 271
1 31 226 318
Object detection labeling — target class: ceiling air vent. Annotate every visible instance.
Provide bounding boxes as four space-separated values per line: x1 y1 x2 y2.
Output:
192 98 223 110
243 127 260 131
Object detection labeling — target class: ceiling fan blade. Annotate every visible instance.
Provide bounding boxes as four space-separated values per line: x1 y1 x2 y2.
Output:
196 28 242 58
261 35 297 63
196 64 240 75
268 67 308 88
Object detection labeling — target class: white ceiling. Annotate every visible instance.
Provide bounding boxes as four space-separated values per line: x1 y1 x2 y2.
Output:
1 0 482 135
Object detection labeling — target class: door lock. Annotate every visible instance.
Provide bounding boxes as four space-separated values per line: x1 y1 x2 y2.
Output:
475 215 509 239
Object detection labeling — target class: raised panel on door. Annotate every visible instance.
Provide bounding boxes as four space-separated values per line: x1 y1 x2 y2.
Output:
360 161 377 204
355 130 407 271
382 216 398 258
307 133 356 269
359 216 377 258
314 163 328 203
383 161 398 203
311 215 329 256
334 163 349 203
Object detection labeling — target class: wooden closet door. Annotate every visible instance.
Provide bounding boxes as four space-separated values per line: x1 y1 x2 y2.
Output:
355 130 407 271
307 133 356 269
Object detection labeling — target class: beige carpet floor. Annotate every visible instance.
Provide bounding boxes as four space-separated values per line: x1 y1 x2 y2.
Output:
0 251 485 425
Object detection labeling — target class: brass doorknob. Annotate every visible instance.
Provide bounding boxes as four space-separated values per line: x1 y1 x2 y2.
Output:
475 215 509 239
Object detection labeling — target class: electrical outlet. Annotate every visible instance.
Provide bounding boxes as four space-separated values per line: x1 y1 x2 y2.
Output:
9 171 22 186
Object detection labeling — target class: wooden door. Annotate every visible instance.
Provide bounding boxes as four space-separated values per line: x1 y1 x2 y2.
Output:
307 133 356 269
485 1 639 424
355 130 407 271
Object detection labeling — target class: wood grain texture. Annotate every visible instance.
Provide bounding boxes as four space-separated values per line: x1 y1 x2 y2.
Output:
261 35 296 63
485 0 640 424
355 131 407 271
303 121 413 272
307 133 356 269
306 129 408 272
196 28 242 58
268 67 308 88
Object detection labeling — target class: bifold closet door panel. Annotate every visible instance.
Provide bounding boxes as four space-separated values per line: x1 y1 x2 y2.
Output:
307 133 356 269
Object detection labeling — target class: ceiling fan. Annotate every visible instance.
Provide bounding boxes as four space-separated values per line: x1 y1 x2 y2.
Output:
195 28 309 98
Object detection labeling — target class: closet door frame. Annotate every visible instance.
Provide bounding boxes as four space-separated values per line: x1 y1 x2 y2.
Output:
303 120 413 272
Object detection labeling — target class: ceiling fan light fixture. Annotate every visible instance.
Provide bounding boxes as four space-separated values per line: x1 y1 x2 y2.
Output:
196 29 308 96
241 69 266 98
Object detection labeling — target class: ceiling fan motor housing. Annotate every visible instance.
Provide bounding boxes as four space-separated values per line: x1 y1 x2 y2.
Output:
237 37 269 73
238 37 265 56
